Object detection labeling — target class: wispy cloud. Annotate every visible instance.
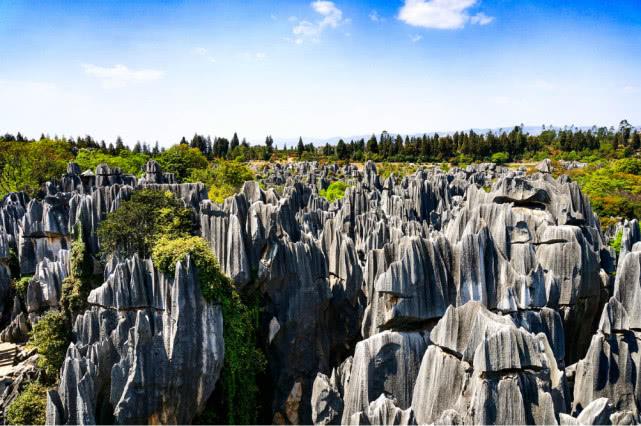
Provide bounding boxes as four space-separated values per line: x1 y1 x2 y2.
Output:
469 12 493 25
410 34 423 43
398 0 494 30
292 1 348 44
623 85 640 94
82 63 163 88
369 10 383 23
192 47 217 63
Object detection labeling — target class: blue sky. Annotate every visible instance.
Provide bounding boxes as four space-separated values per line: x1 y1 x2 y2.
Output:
1 0 640 146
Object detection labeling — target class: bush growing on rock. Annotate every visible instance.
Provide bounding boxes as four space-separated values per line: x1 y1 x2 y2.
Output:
152 235 266 424
98 189 192 258
28 310 70 381
5 383 47 426
320 181 349 203
189 160 255 203
13 276 32 299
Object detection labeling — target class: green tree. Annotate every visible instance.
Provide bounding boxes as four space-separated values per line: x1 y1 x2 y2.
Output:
75 148 149 176
335 139 348 160
6 383 47 426
320 181 348 202
0 139 74 198
29 310 70 381
297 137 304 158
97 189 192 258
156 144 208 181
632 132 641 150
189 161 255 203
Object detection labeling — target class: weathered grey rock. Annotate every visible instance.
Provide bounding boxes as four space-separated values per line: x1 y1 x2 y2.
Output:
350 394 415 426
312 373 343 425
341 331 428 424
47 256 224 425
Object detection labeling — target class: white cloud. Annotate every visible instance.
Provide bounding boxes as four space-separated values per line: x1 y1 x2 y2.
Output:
82 63 163 88
398 0 494 30
410 34 423 43
469 12 493 25
292 1 347 44
192 47 217 63
369 10 382 22
623 85 640 94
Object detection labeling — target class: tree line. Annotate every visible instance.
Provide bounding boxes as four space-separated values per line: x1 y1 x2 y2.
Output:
2 120 640 165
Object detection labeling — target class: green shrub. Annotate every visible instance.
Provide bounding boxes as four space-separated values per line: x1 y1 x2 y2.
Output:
60 276 85 319
14 276 32 299
319 181 348 203
98 189 192 259
5 383 47 426
0 139 73 198
75 148 149 176
28 310 70 381
490 152 510 164
156 144 208 181
189 161 255 203
152 235 265 424
612 229 623 255
568 160 641 220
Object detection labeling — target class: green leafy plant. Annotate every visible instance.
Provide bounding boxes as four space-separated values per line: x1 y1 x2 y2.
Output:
319 181 349 203
156 144 208 181
13 276 32 300
75 148 149 176
612 229 623 255
28 310 70 381
152 235 265 424
98 189 192 259
490 151 510 164
189 160 255 203
5 383 47 426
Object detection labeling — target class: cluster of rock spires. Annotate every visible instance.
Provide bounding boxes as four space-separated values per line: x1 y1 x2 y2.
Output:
0 157 638 424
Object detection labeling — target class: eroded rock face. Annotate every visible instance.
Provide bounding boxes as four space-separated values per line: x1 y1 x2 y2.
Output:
46 255 224 425
0 159 629 425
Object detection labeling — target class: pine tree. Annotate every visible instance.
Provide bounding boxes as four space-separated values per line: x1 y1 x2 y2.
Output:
297 137 304 158
115 136 125 153
632 131 641 150
366 134 378 154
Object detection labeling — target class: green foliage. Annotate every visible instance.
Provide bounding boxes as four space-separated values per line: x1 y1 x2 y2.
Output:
61 235 98 318
0 139 73 198
377 162 419 180
490 152 510 164
156 144 208 181
69 236 92 279
28 310 70 381
568 159 641 220
14 276 32 299
612 230 623 255
60 276 86 318
75 148 149 176
98 189 192 259
189 160 255 203
151 235 228 300
5 383 47 426
319 181 348 203
152 235 265 424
